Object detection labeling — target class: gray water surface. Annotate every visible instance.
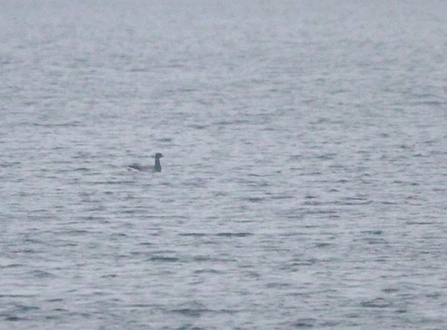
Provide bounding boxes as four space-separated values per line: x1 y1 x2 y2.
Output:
1 1 447 329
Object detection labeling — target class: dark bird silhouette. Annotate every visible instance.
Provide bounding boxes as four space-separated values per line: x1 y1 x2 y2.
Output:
128 153 164 172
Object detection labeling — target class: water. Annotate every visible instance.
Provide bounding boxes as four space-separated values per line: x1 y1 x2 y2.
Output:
1 1 447 329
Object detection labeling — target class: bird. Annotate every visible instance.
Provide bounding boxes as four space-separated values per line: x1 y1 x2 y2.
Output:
128 153 164 172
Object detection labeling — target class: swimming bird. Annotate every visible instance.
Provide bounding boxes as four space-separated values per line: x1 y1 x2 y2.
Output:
128 153 164 172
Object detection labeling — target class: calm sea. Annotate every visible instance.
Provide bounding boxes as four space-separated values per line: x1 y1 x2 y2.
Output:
1 1 447 329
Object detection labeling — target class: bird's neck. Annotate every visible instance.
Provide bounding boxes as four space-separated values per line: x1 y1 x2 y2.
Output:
155 158 161 172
